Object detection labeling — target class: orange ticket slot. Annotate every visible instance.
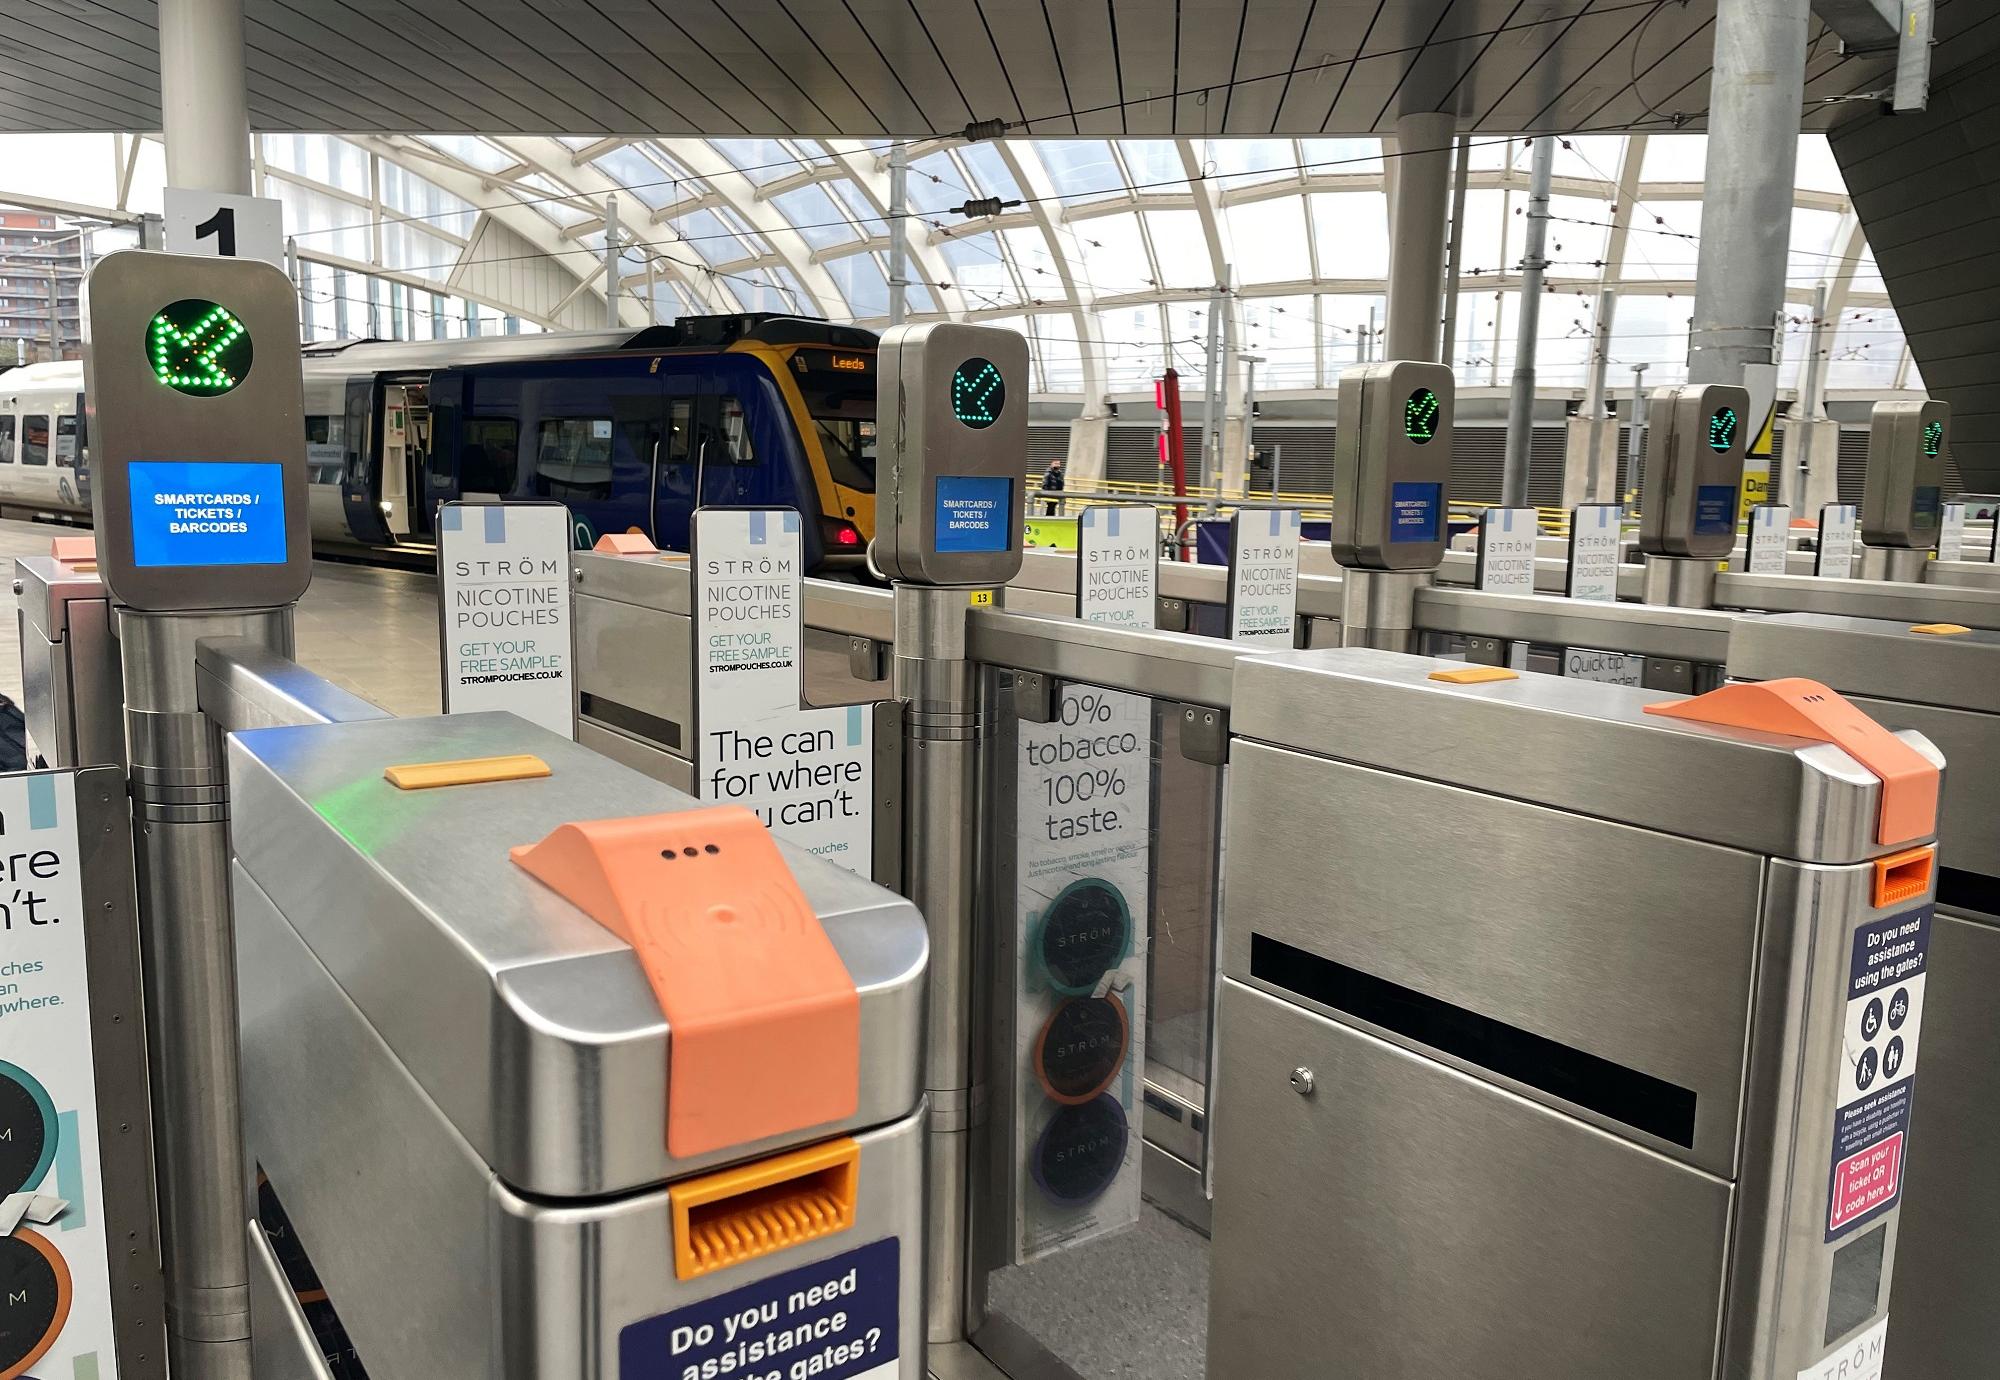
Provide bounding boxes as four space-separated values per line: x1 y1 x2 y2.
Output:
669 1137 860 1280
593 531 659 556
511 805 860 1158
1644 678 1938 848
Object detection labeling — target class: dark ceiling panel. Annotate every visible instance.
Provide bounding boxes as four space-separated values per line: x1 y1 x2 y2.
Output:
1373 0 1500 129
0 0 1931 139
1488 2 1704 132
1318 0 1451 133
782 0 939 135
1172 0 1244 135
846 0 977 133
1266 0 1371 131
540 0 757 134
908 0 1024 131
659 3 842 134
715 0 889 135
1110 0 1177 135
1042 0 1121 136
1223 0 1316 133
980 0 1075 134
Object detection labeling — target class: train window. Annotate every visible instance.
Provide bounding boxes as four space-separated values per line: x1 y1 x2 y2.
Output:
54 416 77 465
462 417 520 493
0 415 13 464
21 415 48 466
709 395 756 466
533 418 614 500
665 397 693 465
305 414 346 484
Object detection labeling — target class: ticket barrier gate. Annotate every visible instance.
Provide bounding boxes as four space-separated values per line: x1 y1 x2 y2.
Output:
14 543 122 769
209 692 930 1379
1727 616 2000 1380
1208 649 1943 1378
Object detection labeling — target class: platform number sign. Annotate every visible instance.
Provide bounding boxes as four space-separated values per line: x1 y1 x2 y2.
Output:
148 298 252 396
162 188 286 270
1708 406 1739 454
1923 419 1944 458
1405 387 1440 444
953 357 1005 429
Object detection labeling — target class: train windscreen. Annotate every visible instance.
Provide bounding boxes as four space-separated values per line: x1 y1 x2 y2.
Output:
792 348 877 493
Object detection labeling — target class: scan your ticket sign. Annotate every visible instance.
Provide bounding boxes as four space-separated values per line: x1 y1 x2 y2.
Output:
1006 503 1153 1262
692 508 871 872
437 501 576 739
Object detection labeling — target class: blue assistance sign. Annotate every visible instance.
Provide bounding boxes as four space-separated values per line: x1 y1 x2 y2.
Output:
621 1237 899 1380
127 459 287 568
1826 906 1930 1241
934 476 1012 554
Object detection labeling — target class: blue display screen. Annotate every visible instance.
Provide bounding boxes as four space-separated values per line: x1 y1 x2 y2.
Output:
1389 481 1442 544
934 475 1012 553
1912 486 1942 524
128 460 287 567
1694 484 1738 537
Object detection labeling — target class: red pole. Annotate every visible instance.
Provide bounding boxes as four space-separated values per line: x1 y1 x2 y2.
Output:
1159 368 1191 560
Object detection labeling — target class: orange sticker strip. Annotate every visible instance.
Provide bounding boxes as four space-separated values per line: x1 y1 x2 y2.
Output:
511 805 860 1158
1644 678 1938 847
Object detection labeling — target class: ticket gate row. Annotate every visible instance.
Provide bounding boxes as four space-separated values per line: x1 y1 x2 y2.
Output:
15 246 1992 1380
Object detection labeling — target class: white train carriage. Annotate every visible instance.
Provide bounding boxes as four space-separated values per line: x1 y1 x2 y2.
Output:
0 360 89 518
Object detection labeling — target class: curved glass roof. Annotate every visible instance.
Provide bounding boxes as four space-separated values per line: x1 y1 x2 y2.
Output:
0 129 1911 397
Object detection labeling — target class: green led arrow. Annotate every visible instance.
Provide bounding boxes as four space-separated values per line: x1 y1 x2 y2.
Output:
952 357 1005 430
148 298 254 397
1708 406 1739 454
1923 419 1944 458
1405 387 1440 444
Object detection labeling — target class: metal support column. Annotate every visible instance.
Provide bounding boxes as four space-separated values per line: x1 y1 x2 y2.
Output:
1438 134 1472 370
1200 270 1227 494
1790 280 1830 505
1384 112 1456 361
603 193 620 328
889 144 909 327
1625 362 1650 499
158 0 251 194
894 585 982 1346
1584 288 1619 503
1502 135 1554 508
1688 0 1810 386
122 607 294 1380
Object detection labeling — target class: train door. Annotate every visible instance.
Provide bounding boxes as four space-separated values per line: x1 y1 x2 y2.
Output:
379 381 434 540
340 377 392 547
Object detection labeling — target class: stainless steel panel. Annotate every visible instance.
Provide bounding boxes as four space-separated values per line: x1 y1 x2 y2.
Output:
1884 908 2000 1380
73 766 169 1379
193 636 389 730
1224 740 1762 1172
576 718 694 792
1716 571 2000 628
1414 584 1736 663
805 576 896 641
1643 553 1723 608
1859 545 1930 583
572 568 694 741
1207 980 1733 1380
236 865 929 1379
245 1224 335 1380
966 607 1254 709
1726 613 2000 713
1231 647 1936 864
15 557 122 768
226 711 928 1197
1921 558 2000 590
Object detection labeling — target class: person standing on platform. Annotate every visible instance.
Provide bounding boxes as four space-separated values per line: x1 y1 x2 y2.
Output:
1040 455 1066 515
